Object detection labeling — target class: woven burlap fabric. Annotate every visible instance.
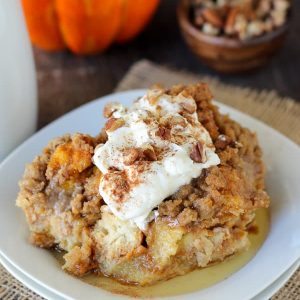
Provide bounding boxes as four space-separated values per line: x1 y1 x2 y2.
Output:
1 60 299 299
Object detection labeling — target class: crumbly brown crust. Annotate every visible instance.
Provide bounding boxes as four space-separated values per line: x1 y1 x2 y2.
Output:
157 84 269 229
16 83 270 285
16 133 104 275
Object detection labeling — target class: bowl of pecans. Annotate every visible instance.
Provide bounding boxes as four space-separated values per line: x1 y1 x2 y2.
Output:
177 0 290 73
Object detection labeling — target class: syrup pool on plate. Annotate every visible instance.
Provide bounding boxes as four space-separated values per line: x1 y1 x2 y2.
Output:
53 208 269 298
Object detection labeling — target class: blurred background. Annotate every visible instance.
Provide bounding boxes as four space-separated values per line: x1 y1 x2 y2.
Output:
28 0 299 128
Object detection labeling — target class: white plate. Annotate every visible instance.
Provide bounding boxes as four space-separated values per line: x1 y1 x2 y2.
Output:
252 258 300 300
0 89 300 300
1 253 299 300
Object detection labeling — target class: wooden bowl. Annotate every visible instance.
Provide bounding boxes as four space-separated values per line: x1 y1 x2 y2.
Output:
177 0 289 73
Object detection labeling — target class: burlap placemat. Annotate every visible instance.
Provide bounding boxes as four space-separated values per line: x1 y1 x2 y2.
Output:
1 60 299 300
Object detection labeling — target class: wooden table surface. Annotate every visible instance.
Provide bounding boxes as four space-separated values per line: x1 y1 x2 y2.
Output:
34 0 300 129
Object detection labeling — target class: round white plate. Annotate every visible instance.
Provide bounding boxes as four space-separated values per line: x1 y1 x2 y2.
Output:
0 90 300 300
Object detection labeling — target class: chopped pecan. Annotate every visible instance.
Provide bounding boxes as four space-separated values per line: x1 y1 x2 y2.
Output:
202 8 223 28
215 134 243 150
103 102 121 118
218 5 230 18
191 0 289 40
143 147 157 161
241 2 255 20
225 7 240 34
108 166 120 171
105 118 125 132
156 127 171 140
190 142 205 163
215 134 232 150
123 148 141 165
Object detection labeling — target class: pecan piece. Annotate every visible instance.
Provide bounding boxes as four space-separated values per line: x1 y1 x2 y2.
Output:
190 142 205 163
156 127 171 140
105 118 125 132
123 148 141 165
202 8 224 28
215 134 242 149
103 102 121 118
225 7 240 34
214 134 232 150
143 147 157 161
241 2 255 21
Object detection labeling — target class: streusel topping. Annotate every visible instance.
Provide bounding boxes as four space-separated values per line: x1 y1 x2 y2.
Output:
93 89 220 229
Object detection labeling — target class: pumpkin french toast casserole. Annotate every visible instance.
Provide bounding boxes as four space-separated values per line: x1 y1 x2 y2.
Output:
16 83 270 285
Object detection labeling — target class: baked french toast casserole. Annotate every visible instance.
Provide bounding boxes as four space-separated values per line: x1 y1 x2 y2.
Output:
16 83 270 286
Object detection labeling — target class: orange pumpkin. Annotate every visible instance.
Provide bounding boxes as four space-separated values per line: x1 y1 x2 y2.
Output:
22 0 159 54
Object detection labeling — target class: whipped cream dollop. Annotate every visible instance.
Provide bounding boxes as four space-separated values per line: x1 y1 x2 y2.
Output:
93 89 220 230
